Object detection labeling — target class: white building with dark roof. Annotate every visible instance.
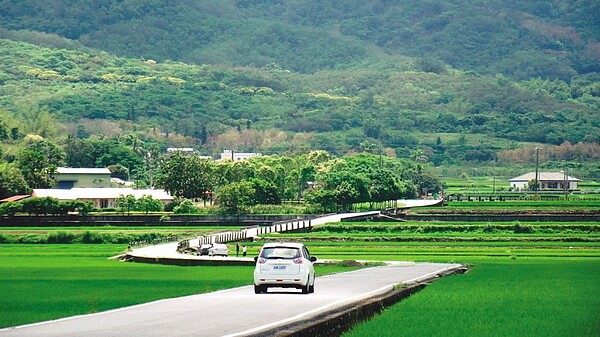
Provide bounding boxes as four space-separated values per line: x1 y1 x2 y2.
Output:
509 172 580 190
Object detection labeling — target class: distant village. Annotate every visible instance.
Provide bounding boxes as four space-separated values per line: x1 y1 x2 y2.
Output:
0 148 582 209
0 149 261 208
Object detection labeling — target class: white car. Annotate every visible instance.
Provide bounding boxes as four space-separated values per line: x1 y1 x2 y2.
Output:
253 242 317 294
199 243 228 257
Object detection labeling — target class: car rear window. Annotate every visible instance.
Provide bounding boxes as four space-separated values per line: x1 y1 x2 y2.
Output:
260 247 301 259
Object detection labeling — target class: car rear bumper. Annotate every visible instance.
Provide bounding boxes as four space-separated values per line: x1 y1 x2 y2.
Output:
254 273 310 287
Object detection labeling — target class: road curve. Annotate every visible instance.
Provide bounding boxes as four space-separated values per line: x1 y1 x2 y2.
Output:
0 262 461 337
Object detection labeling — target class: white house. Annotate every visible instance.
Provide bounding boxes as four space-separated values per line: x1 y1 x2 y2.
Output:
509 172 580 190
32 188 174 209
219 149 261 161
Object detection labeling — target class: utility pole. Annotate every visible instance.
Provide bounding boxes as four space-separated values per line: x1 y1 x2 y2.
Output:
492 160 496 194
564 165 569 201
534 147 541 201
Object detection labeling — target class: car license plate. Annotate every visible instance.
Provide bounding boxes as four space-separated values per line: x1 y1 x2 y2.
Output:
273 265 286 270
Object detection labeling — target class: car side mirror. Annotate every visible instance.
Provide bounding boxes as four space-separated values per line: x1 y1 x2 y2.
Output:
310 256 317 262
253 256 258 262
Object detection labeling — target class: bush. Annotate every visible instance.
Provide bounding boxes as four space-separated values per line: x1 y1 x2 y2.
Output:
173 199 199 214
0 202 21 216
20 197 62 215
163 200 181 212
15 234 47 244
81 231 104 244
47 231 76 244
513 223 534 234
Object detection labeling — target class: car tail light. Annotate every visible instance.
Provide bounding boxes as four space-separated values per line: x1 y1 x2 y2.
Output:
293 258 303 264
258 258 267 264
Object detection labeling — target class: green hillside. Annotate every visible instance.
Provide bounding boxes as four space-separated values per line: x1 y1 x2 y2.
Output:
1 37 598 153
1 0 598 78
0 1 599 183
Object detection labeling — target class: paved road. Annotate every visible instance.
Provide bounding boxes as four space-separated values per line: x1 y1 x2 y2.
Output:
0 262 462 337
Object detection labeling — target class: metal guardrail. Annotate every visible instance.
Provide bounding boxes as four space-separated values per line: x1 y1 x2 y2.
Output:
179 219 313 249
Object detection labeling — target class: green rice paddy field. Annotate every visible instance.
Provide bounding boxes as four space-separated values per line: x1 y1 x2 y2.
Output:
1 214 599 336
263 224 600 337
0 244 355 328
343 258 600 337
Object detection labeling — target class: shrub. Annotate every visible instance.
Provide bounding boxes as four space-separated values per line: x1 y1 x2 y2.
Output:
81 231 104 244
20 197 62 215
163 200 181 212
0 202 21 216
47 231 76 244
513 223 534 234
173 199 199 214
15 234 47 244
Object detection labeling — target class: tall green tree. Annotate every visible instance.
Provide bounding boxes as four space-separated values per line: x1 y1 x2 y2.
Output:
0 162 30 199
115 194 137 215
215 181 256 214
249 178 280 205
155 153 217 199
17 137 65 189
96 141 144 173
136 194 163 214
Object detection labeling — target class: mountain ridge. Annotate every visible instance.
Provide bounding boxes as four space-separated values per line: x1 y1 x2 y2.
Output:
1 0 598 78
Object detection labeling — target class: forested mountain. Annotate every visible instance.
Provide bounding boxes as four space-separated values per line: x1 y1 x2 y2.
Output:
0 0 599 181
0 0 598 78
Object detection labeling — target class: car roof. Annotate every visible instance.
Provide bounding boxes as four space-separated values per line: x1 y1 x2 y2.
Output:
261 242 305 248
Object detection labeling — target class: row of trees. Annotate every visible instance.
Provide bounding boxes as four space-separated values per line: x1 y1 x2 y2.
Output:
155 151 440 213
0 197 92 216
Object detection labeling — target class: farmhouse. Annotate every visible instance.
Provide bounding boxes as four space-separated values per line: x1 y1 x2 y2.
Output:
32 188 173 209
55 167 112 188
509 172 580 190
